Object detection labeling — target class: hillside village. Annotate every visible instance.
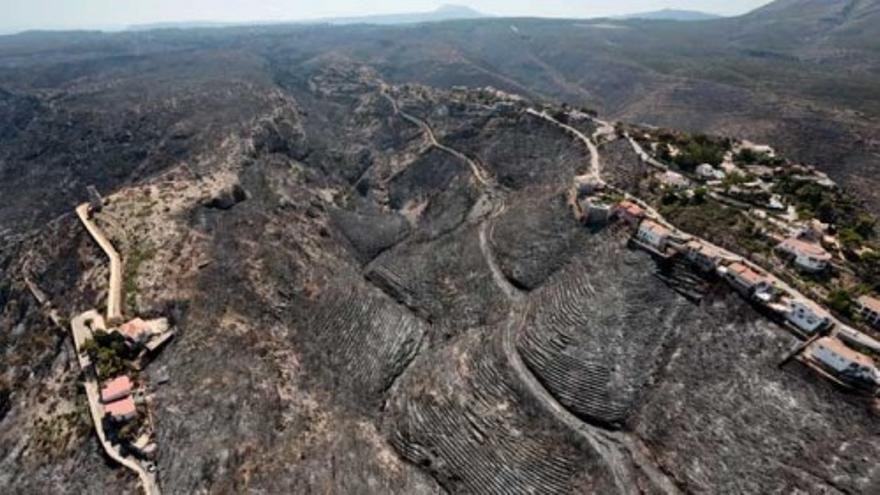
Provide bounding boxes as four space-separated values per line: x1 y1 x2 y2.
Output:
571 118 880 396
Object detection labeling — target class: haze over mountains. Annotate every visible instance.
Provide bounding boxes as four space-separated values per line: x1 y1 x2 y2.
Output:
615 8 723 21
127 4 488 31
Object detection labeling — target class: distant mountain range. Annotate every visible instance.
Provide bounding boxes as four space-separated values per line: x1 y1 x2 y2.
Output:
320 4 487 25
615 9 723 21
127 4 487 31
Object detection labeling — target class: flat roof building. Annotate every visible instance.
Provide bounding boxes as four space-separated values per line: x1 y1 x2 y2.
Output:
786 298 832 335
811 337 879 387
857 295 880 330
724 262 773 294
686 240 728 272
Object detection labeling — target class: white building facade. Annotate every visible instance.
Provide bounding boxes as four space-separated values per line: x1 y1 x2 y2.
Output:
786 299 832 334
636 221 670 251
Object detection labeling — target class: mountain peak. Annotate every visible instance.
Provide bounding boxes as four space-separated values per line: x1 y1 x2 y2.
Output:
435 4 483 15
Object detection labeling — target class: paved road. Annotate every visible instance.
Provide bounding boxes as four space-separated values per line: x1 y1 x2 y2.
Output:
76 204 123 322
71 311 160 495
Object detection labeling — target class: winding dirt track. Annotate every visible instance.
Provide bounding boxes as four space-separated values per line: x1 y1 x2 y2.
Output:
386 88 682 493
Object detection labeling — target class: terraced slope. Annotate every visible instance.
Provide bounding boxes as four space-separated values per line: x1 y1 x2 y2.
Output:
386 328 617 494
297 281 426 410
517 231 696 429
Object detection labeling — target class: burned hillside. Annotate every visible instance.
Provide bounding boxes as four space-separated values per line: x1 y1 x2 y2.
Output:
0 31 878 495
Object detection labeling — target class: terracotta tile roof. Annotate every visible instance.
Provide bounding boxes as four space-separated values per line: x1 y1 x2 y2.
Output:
640 220 672 238
815 337 875 368
727 262 770 287
687 240 725 259
119 318 150 340
778 237 831 261
104 396 137 419
616 200 645 218
100 376 133 403
858 295 880 315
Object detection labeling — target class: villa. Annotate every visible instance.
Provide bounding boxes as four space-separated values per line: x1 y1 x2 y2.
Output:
810 337 880 389
856 295 880 330
777 237 832 272
615 200 646 226
723 262 773 295
785 298 832 335
635 220 672 252
100 376 133 403
685 240 728 272
104 396 138 422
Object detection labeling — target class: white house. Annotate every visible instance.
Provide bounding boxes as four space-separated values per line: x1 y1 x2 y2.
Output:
777 237 832 272
686 240 727 272
811 337 880 387
723 262 773 295
785 298 832 334
857 295 880 330
636 220 671 251
696 163 726 180
657 170 690 189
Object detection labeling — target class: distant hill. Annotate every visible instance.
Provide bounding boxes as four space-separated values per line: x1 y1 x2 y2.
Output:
127 5 488 31
324 4 487 25
615 9 723 21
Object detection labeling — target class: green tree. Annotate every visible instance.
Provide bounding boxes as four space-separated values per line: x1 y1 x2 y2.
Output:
828 289 855 319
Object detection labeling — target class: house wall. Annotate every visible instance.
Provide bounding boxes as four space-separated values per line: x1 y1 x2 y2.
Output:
858 305 880 328
636 226 666 249
794 253 827 272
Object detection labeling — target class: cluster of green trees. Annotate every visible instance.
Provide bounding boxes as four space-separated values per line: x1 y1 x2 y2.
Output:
828 289 857 319
773 173 875 248
655 132 730 171
733 148 785 166
81 330 135 381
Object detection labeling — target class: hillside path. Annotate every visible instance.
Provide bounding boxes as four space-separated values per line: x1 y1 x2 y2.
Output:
76 203 123 321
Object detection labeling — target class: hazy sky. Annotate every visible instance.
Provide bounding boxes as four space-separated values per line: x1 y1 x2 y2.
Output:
3 1 773 32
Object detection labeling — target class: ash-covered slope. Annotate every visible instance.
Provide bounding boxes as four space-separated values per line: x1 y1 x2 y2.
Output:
1 42 879 495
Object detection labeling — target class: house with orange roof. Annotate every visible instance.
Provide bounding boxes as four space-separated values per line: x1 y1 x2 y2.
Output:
100 375 133 403
614 200 645 226
104 396 138 422
777 237 832 272
635 220 672 251
723 262 773 295
118 318 152 344
810 337 880 389
685 240 728 272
